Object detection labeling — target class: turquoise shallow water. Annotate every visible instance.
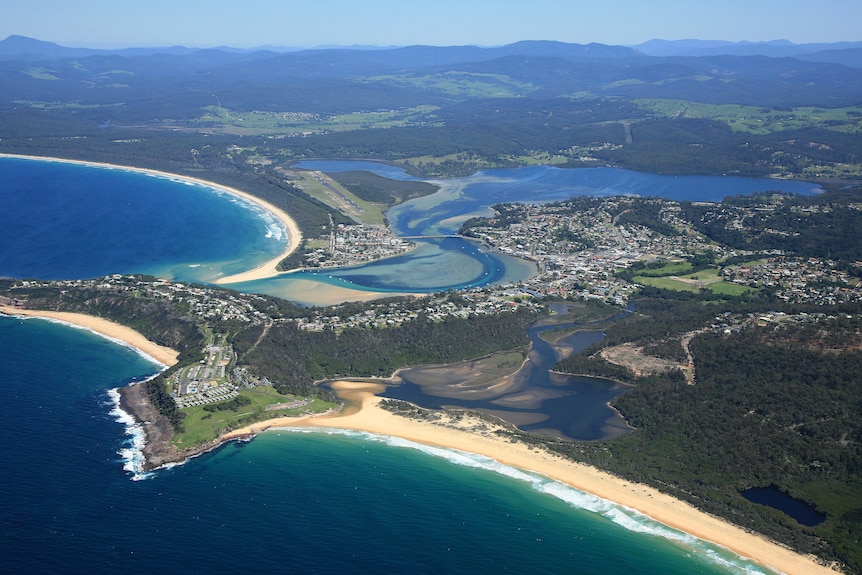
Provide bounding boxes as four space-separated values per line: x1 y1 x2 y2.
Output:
0 315 772 574
0 157 286 284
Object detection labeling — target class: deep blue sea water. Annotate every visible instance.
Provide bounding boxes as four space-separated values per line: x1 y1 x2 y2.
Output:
0 157 802 573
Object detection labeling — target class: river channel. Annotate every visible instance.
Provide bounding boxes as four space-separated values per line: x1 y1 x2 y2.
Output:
241 161 822 304
381 304 633 441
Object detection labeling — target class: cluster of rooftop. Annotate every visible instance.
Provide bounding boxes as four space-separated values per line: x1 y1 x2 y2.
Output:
464 196 862 305
722 256 862 304
293 288 542 331
301 223 415 269
171 335 240 408
6 275 542 334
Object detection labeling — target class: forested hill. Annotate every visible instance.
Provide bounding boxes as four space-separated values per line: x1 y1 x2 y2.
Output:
549 297 862 571
2 37 860 107
1 36 861 180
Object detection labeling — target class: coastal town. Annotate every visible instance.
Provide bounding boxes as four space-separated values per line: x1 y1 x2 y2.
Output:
462 196 862 305
168 333 316 409
6 194 860 334
300 222 416 269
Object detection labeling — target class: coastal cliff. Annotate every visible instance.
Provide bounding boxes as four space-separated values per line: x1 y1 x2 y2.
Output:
118 382 223 470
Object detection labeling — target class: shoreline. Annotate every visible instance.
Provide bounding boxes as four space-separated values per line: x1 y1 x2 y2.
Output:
221 381 838 575
0 304 205 471
0 305 188 473
0 305 179 367
0 153 302 285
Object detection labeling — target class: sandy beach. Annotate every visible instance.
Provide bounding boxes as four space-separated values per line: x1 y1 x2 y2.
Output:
0 305 179 367
0 153 302 285
224 380 838 575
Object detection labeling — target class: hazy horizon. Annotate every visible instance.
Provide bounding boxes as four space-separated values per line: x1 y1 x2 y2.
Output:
4 0 860 51
3 34 860 54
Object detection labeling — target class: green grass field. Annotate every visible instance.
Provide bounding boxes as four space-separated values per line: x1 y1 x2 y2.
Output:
636 260 694 277
173 387 337 448
368 71 534 98
634 267 756 297
24 68 61 80
289 170 388 225
193 105 440 136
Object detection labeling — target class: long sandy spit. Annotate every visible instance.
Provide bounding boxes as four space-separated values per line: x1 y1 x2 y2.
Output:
225 381 838 575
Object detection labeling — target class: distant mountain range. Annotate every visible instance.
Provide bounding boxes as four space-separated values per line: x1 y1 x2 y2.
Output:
2 35 861 68
0 35 203 59
635 38 862 56
1 33 861 189
635 38 862 68
2 34 861 116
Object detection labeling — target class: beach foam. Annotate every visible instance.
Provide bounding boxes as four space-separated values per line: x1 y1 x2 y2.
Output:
211 187 286 242
107 387 155 481
274 427 774 574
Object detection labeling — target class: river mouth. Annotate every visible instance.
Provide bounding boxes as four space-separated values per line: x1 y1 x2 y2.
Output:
272 161 822 302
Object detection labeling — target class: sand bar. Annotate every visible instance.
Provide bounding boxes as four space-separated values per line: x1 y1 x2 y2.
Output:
0 305 179 367
0 153 302 284
267 277 411 306
224 380 838 575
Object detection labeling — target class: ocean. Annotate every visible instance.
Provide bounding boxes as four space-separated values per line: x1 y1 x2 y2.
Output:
0 157 789 573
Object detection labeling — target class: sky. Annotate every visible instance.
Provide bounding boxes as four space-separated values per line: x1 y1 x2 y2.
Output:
4 0 861 49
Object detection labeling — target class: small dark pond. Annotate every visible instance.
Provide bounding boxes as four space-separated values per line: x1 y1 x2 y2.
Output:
741 486 826 526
